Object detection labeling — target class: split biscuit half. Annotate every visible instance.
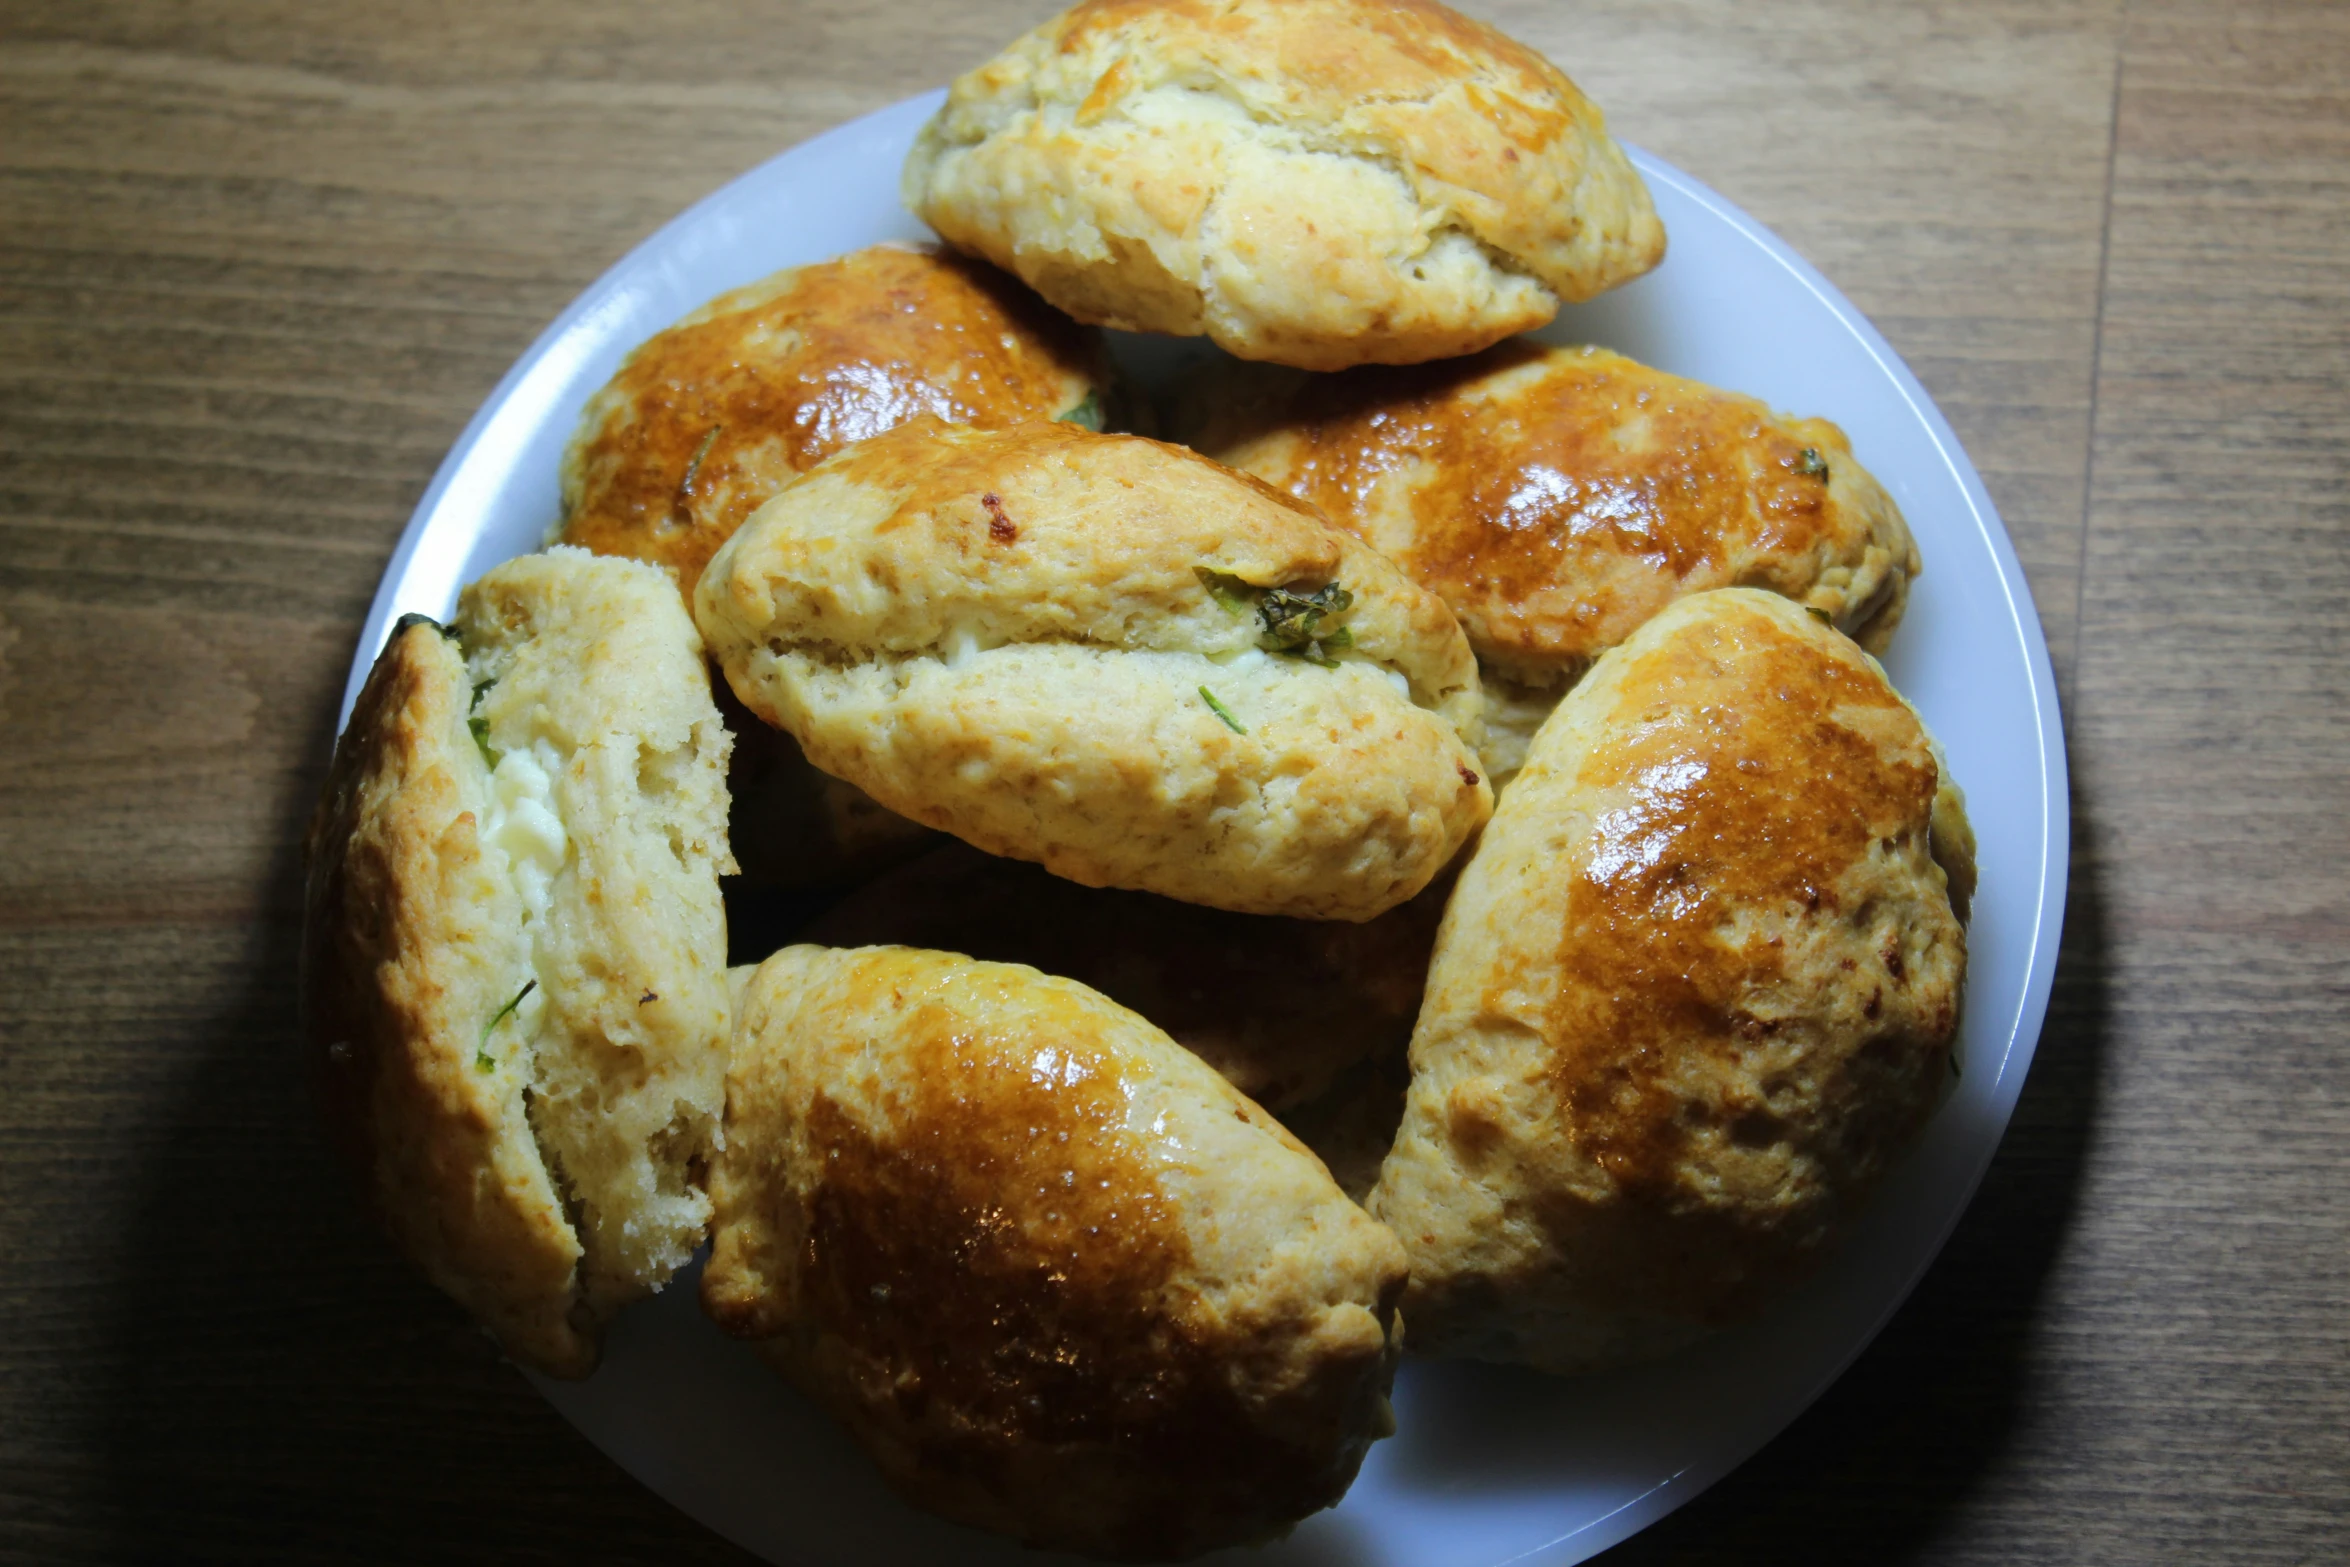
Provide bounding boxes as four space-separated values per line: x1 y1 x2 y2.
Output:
303 547 735 1377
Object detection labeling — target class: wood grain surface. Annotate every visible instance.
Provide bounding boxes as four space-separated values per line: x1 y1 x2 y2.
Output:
2 1 2344 1562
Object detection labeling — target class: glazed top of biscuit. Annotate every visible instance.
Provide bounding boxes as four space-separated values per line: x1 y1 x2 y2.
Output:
709 944 1403 1543
561 245 1103 595
1191 345 1914 676
1521 595 1954 1205
792 973 1198 1448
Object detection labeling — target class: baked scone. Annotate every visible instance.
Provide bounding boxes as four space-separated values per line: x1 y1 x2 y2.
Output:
904 0 1664 371
558 243 1119 598
804 841 1448 1111
1175 343 1921 779
1368 589 1972 1373
302 548 735 1377
695 419 1491 921
703 944 1408 1559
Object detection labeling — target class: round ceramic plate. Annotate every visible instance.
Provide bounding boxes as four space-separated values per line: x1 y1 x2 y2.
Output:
340 91 2069 1567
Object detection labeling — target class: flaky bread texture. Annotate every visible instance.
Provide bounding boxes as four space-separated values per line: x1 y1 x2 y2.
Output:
457 548 735 1313
703 945 1408 1559
302 549 735 1376
904 0 1663 370
1369 590 1970 1373
695 420 1491 920
1176 344 1920 777
304 618 591 1375
559 243 1115 599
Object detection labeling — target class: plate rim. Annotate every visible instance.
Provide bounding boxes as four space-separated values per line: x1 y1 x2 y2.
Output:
338 88 2073 1566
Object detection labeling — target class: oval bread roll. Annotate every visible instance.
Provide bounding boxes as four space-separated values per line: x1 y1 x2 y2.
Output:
695 419 1492 921
559 243 1118 598
903 0 1663 370
1176 344 1921 779
1368 589 1972 1373
703 944 1408 1559
302 548 735 1377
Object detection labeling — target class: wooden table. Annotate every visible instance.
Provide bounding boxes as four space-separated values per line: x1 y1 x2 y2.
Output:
3 1 2343 1560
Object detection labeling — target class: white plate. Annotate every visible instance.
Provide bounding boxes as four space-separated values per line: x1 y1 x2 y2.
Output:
342 91 2069 1567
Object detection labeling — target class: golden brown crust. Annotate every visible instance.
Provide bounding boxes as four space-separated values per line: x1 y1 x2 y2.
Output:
301 619 593 1377
803 841 1448 1110
1368 590 1969 1371
705 946 1407 1558
1176 343 1921 684
558 244 1114 598
904 0 1663 369
695 420 1491 921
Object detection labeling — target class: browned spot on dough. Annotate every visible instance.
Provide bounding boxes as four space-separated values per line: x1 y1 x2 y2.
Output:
981 491 1018 542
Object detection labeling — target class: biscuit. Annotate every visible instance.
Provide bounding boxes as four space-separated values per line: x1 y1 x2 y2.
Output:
804 841 1448 1110
703 944 1408 1558
1175 343 1921 779
558 243 1118 598
695 419 1491 921
1367 589 1971 1373
904 0 1663 371
303 548 735 1376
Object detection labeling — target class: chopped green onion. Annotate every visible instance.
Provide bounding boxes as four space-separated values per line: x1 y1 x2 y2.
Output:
1798 448 1830 479
1258 581 1354 653
467 679 498 767
1195 567 1256 617
1058 389 1105 431
1198 686 1246 734
480 979 537 1057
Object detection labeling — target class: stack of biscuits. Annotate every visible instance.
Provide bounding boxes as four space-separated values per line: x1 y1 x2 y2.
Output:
302 1 1973 1558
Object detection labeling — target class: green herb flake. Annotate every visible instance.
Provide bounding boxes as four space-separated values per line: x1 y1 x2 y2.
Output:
1806 605 1837 627
1797 448 1830 479
1194 567 1257 618
1257 581 1354 654
467 679 498 767
474 1048 497 1074
1198 686 1246 734
480 979 537 1051
1057 389 1105 431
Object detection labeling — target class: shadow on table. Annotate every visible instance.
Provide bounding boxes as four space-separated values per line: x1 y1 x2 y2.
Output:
92 674 750 1566
1594 779 2110 1565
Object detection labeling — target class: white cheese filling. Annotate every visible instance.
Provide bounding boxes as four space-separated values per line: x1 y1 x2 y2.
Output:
479 741 566 1046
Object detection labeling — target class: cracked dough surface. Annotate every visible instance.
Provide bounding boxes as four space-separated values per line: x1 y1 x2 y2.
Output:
903 0 1664 370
